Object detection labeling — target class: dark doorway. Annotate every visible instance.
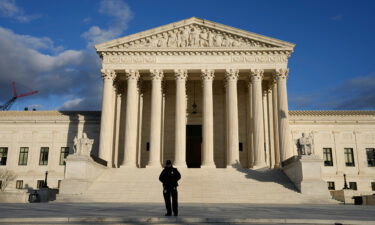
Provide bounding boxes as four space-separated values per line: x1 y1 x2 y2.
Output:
186 125 202 168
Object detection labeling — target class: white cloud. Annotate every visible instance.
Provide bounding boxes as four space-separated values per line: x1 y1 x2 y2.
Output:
0 0 40 23
0 26 102 110
82 17 91 24
331 14 343 21
59 98 84 110
81 0 133 46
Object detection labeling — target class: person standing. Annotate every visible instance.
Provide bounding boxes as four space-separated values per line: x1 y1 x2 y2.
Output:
159 160 181 216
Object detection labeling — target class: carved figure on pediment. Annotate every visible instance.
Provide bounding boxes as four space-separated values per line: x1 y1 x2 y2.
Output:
150 35 158 47
167 31 178 47
214 33 223 47
180 26 190 47
194 27 201 47
159 33 168 47
73 133 94 157
296 132 314 156
199 29 209 47
236 38 245 47
177 29 182 47
208 31 214 47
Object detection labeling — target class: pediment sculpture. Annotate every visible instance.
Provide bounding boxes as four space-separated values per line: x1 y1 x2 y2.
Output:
296 132 314 156
107 24 278 49
73 133 94 157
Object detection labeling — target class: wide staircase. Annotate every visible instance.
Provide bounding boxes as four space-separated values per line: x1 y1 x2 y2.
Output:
57 167 335 204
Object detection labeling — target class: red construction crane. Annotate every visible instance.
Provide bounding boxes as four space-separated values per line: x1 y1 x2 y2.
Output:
0 82 39 111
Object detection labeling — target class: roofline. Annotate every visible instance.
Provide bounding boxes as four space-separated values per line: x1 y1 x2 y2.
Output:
95 17 295 51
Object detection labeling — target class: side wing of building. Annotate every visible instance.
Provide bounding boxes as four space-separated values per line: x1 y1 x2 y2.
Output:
289 110 375 194
0 111 100 190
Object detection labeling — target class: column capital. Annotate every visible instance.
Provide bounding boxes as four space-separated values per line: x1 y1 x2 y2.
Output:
201 69 215 81
275 68 289 79
225 68 239 81
249 69 264 81
150 69 164 80
101 69 116 81
125 69 140 80
174 69 188 80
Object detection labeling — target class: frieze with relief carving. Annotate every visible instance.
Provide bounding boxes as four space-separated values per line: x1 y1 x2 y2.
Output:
107 24 278 49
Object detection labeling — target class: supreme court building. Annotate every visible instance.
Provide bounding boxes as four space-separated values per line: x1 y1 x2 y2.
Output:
1 18 374 203
96 17 293 169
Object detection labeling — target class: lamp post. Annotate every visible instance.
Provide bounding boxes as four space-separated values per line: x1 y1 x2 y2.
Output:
43 171 49 188
343 173 349 190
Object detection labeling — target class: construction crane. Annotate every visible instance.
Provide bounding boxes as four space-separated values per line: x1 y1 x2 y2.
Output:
0 82 38 111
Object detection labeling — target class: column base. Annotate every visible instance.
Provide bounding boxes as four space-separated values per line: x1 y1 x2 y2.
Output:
200 163 216 168
252 161 268 170
146 162 162 168
173 162 187 168
120 163 138 168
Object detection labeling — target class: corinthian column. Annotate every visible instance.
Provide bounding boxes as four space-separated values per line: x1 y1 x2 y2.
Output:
276 68 291 161
201 69 215 168
250 69 266 168
272 79 280 167
99 69 116 166
225 69 240 167
122 69 140 167
147 69 164 167
174 69 188 168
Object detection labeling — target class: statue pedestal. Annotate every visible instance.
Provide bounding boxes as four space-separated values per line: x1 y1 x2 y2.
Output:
282 155 331 199
59 155 106 195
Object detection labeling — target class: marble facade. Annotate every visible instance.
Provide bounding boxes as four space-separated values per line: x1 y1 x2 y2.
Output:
0 18 374 201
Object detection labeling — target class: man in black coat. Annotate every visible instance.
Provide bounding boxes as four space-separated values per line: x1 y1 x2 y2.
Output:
159 160 181 216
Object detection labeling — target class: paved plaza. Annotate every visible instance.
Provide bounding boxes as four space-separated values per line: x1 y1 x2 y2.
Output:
0 203 374 224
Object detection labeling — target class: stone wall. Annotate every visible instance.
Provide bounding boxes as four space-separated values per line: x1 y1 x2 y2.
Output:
289 111 375 195
0 110 374 195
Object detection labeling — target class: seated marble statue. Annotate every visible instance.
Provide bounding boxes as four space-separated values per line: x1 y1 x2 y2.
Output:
73 133 94 157
296 133 313 155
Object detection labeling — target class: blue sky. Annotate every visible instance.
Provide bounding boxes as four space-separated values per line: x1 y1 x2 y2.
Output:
0 0 375 110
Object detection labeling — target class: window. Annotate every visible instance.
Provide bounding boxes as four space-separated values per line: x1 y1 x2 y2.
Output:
18 147 29 165
327 181 335 190
58 180 61 189
349 182 357 190
59 147 69 165
37 180 44 189
16 180 23 189
366 148 375 167
323 148 333 166
0 147 8 165
39 147 49 165
372 182 375 191
344 148 355 167
0 180 2 190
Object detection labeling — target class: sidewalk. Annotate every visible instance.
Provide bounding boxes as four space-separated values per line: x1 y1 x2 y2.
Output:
0 203 374 224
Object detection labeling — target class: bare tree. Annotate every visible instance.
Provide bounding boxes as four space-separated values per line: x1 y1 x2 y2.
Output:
0 169 16 191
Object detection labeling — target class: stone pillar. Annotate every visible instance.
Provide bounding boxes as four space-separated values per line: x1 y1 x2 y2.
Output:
113 85 122 168
262 89 270 167
201 69 216 168
147 69 164 167
250 69 266 168
272 80 280 167
122 69 140 167
267 87 275 168
174 69 188 167
276 68 291 161
247 80 254 168
99 69 116 166
225 69 240 167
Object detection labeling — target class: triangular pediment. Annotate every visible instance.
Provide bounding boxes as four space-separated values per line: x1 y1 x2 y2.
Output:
95 17 295 51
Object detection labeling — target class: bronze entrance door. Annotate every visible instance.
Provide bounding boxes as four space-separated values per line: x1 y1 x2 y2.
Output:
186 125 202 168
